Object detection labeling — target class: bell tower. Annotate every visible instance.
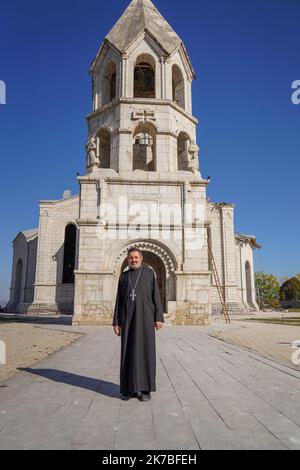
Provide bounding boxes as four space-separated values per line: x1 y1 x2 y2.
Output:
86 0 200 178
73 0 211 326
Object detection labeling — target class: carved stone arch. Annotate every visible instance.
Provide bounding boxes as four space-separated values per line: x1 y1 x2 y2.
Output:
114 240 177 275
175 129 192 141
132 119 158 135
114 240 178 312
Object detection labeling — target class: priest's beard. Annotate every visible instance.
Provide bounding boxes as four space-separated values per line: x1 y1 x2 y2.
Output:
130 265 141 270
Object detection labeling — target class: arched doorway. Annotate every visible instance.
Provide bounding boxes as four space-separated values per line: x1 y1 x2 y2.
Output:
121 252 167 312
14 259 23 304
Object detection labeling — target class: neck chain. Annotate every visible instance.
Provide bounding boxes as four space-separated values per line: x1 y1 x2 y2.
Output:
128 267 143 302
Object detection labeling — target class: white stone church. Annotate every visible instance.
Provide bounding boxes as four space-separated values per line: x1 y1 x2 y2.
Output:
6 0 260 325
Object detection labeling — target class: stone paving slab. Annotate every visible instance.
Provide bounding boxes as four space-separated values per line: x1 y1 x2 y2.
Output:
0 322 300 450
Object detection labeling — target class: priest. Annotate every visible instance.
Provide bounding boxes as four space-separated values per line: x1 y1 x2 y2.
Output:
113 248 164 402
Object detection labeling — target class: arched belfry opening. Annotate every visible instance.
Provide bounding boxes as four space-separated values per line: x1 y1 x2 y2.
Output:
134 54 156 99
102 61 117 106
97 128 111 169
62 224 77 284
133 123 156 171
172 65 185 109
177 132 190 171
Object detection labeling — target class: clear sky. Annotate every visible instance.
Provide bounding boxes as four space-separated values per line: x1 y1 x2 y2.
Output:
0 0 299 303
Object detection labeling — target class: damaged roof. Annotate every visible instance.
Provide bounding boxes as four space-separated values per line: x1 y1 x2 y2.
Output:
236 233 262 249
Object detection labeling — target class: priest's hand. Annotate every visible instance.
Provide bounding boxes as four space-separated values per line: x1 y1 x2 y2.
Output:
113 326 121 337
155 322 163 330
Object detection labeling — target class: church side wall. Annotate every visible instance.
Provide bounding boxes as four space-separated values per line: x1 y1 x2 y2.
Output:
28 197 79 315
208 204 248 315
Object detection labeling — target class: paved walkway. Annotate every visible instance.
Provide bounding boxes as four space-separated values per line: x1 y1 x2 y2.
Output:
0 321 300 450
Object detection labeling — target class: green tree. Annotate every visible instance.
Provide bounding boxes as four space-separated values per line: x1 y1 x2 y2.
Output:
255 272 280 309
280 277 300 302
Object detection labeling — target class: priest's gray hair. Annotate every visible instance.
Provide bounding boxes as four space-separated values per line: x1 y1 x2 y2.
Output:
127 247 143 257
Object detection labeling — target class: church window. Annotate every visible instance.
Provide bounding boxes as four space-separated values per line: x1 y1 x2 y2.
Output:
245 261 253 305
14 259 23 303
134 55 156 99
62 225 77 284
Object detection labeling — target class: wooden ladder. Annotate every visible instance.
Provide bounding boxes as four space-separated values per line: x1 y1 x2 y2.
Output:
207 237 231 324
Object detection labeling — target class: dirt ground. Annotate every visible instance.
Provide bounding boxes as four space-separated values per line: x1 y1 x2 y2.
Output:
210 318 300 370
0 321 83 383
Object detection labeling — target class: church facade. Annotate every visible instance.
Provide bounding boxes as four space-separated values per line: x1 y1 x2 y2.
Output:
6 0 260 325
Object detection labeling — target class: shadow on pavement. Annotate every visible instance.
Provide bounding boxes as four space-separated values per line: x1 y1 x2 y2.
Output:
18 367 120 399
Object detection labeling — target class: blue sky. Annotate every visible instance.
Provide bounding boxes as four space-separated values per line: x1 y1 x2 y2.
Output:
0 0 299 303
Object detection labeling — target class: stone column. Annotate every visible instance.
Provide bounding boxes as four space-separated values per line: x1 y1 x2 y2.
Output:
27 204 58 314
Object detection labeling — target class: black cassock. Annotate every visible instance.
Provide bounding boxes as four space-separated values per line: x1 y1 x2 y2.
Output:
113 265 164 395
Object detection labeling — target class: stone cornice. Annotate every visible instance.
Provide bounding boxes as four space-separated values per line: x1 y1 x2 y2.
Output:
76 219 100 227
87 98 198 125
175 271 211 276
39 195 79 207
74 271 114 276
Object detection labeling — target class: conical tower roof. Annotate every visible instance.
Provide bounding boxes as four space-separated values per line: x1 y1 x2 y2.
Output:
106 0 182 55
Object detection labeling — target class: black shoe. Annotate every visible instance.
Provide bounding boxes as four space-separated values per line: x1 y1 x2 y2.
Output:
137 392 151 402
121 393 134 401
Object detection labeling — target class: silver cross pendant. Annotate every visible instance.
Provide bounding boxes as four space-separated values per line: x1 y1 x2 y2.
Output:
130 289 136 302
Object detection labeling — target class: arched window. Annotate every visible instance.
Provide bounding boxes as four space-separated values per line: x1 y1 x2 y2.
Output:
133 123 156 171
62 225 77 284
102 62 117 106
207 227 213 280
172 65 185 109
134 54 155 99
14 259 23 303
177 132 190 171
245 261 253 305
97 129 111 169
